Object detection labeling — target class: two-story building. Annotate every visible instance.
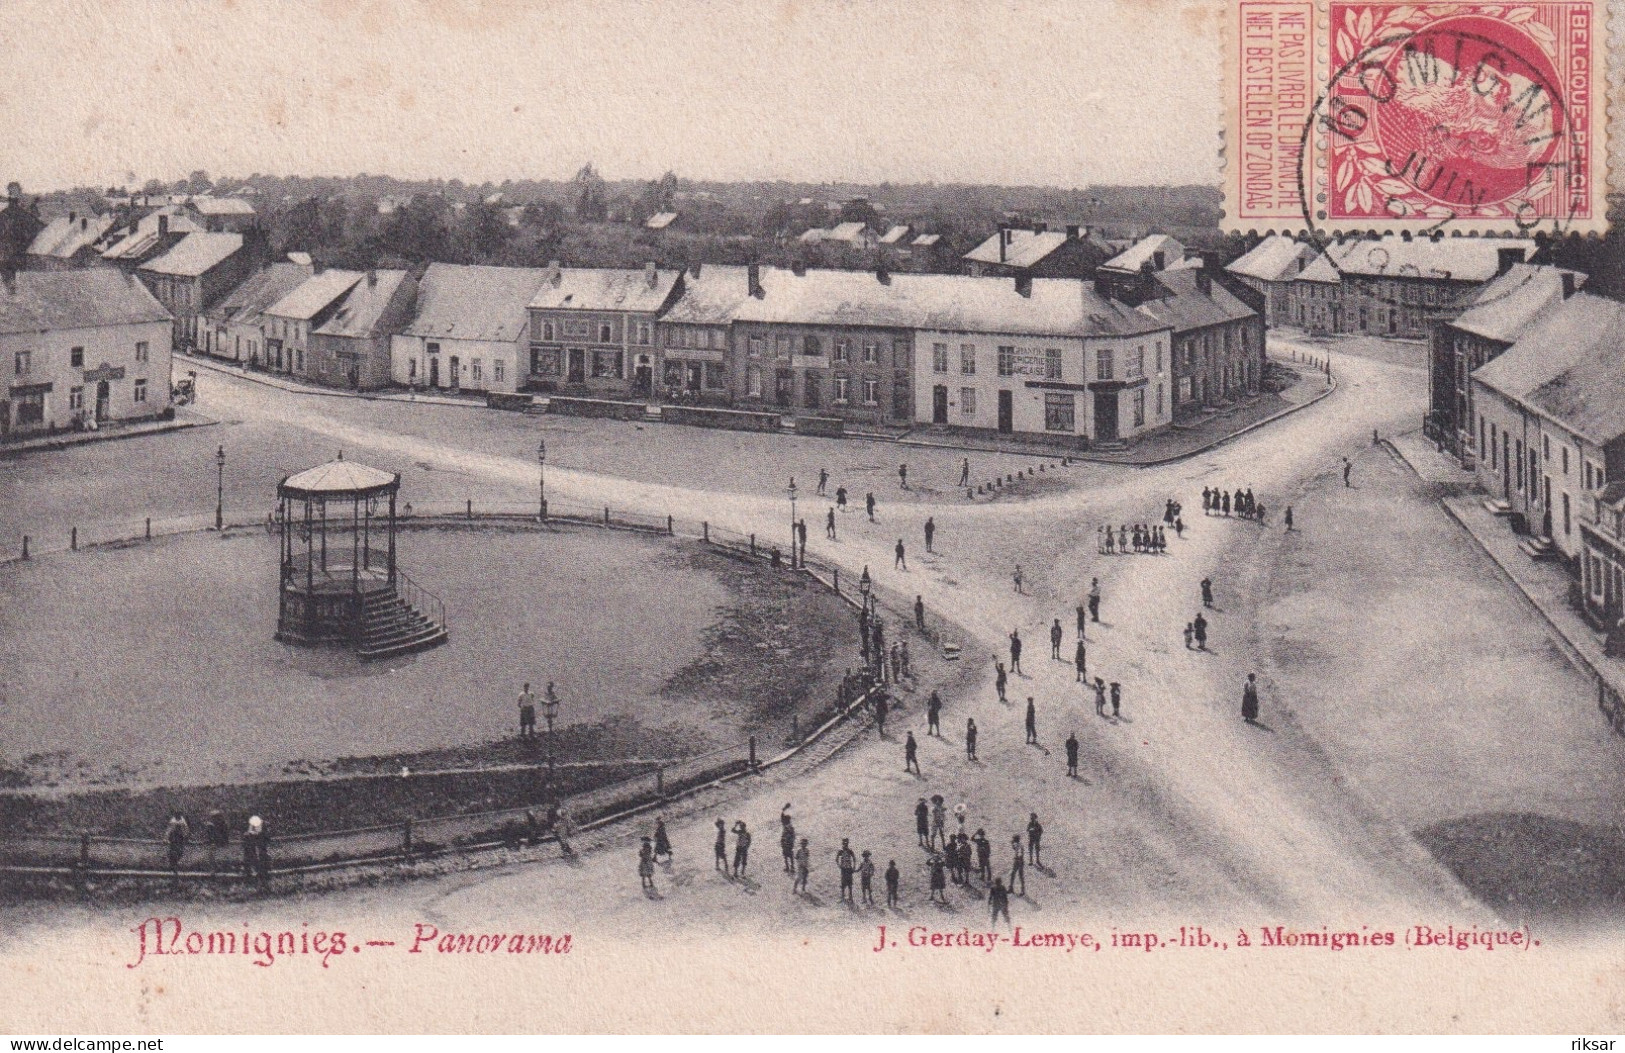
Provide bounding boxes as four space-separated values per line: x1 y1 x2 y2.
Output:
0 269 172 438
198 259 313 364
526 264 681 397
307 268 416 391
392 263 551 394
1129 266 1264 417
136 231 253 350
1224 234 1316 327
1580 483 1625 646
259 268 365 376
654 263 747 400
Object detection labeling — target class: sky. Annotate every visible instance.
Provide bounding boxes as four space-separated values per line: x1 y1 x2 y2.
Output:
0 0 1230 193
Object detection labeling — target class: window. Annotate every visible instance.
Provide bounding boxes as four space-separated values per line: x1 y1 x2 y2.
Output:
862 377 879 405
14 350 30 375
1489 424 1497 469
749 336 766 357
1044 392 1075 432
933 342 949 374
833 339 850 363
540 320 555 341
636 322 651 346
1563 493 1571 536
1157 384 1164 416
1156 347 1163 373
562 319 590 338
862 341 878 364
960 387 976 417
471 359 483 386
591 350 623 378
803 335 821 356
494 360 505 385
69 385 83 411
134 340 147 363
996 346 1015 377
960 344 976 375
14 390 44 425
532 348 561 376
408 357 418 379
775 335 792 358
70 346 84 368
747 366 763 398
598 323 613 343
893 371 909 419
1133 389 1146 427
703 363 725 389
833 375 850 403
1127 346 1145 379
1096 348 1114 380
134 378 148 403
1045 348 1062 381
1562 447 1570 475
1543 435 1550 460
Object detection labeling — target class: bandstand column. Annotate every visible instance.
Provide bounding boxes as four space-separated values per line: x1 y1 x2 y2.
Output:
387 489 397 585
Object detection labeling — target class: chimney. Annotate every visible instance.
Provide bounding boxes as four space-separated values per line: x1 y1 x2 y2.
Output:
314 259 325 274
158 214 169 237
1032 222 1046 235
1496 247 1524 276
790 259 806 277
1065 224 1081 240
1152 250 1166 270
747 262 763 298
367 268 378 287
645 261 658 289
998 225 1009 263
80 216 87 230
1196 268 1212 296
1561 271 1576 299
68 211 76 224
548 260 562 287
688 259 701 278
876 264 890 285
1015 274 1032 298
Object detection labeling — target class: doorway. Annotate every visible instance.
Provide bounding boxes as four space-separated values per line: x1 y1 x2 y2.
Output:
95 380 111 422
1093 389 1118 442
429 357 440 388
932 385 948 424
567 349 585 384
997 390 1013 434
634 359 653 396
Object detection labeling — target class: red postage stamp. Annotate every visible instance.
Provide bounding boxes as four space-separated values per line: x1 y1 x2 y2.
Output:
1225 1 1610 234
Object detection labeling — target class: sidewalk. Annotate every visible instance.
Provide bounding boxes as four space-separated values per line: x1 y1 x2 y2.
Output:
1386 427 1476 487
184 351 486 409
0 407 215 459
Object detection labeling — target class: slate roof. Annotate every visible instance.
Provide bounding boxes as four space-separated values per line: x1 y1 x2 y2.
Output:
964 229 1068 269
1133 267 1258 335
1294 254 1343 284
1473 293 1622 405
314 270 411 339
27 213 115 258
1323 235 1533 281
1226 235 1317 282
659 266 756 326
203 262 313 326
99 210 205 261
912 234 941 247
878 225 910 244
1100 234 1187 273
644 211 678 230
1520 298 1625 443
1450 264 1586 344
402 263 550 342
138 232 244 277
266 269 365 320
190 196 256 217
0 268 170 335
528 267 682 314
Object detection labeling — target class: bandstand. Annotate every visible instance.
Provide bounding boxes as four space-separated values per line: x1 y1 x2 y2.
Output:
275 456 447 660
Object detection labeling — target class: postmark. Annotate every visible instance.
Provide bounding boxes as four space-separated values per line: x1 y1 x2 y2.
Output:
1225 1 1609 234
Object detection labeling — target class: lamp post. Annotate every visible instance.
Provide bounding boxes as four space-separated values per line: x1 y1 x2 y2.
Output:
214 445 225 531
542 683 560 797
537 437 548 521
787 476 798 568
858 564 872 664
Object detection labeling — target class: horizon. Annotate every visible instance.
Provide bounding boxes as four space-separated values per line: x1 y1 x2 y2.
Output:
2 0 1228 195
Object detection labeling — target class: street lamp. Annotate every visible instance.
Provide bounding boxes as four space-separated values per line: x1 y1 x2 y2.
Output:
537 437 548 521
214 445 225 530
787 476 798 568
542 682 560 794
858 564 872 661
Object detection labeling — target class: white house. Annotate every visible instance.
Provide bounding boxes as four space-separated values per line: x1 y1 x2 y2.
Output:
392 263 553 393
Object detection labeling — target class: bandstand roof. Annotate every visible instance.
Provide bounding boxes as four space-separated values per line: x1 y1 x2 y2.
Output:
279 459 398 498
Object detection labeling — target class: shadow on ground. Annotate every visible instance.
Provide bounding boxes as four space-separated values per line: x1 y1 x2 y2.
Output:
1417 812 1625 925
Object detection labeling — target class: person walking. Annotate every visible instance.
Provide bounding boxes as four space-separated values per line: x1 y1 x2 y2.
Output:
1093 677 1107 717
859 850 876 905
1075 637 1087 682
1175 515 1184 538
894 538 907 571
1009 836 1026 895
731 820 751 879
874 692 889 737
653 818 672 863
1076 602 1087 639
1012 563 1024 594
915 594 926 631
899 463 909 490
989 877 1012 927
889 642 901 684
927 690 941 735
1065 731 1079 777
885 858 901 906
638 837 657 891
1027 813 1044 867
1193 611 1208 650
1088 578 1101 623
165 811 190 877
1104 527 1115 555
931 796 947 850
714 818 729 872
915 798 931 848
1109 681 1121 719
1343 457 1352 487
924 517 935 553
1201 577 1214 608
904 731 921 774
994 662 1008 703
517 682 537 740
866 492 877 521
1025 697 1038 744
836 839 857 903
794 837 811 893
929 854 948 903
1285 505 1294 531
817 467 828 496
974 829 992 882
780 811 797 873
965 717 979 761
1242 673 1261 723
826 506 837 540
837 486 848 512
1050 618 1063 659
1009 629 1023 674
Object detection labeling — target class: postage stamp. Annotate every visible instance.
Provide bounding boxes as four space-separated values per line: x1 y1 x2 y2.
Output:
1224 0 1611 234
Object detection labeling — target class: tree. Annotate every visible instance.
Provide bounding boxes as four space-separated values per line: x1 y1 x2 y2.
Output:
573 163 607 222
467 200 512 259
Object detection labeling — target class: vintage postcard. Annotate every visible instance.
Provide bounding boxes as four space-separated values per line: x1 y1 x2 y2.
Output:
1 0 1624 1037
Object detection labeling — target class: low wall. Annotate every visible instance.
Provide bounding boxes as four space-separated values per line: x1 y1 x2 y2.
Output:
661 405 782 433
795 416 845 438
486 392 534 412
546 396 648 421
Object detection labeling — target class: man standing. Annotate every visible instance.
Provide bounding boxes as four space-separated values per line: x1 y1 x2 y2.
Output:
1027 813 1044 867
1065 732 1079 777
731 820 752 879
995 662 1008 703
1050 618 1063 659
1009 835 1026 895
874 692 888 737
796 518 807 562
1242 673 1261 723
714 818 729 872
817 468 828 496
1201 577 1214 608
1193 611 1208 650
794 838 811 893
1343 457 1352 487
989 877 1012 927
1094 677 1107 717
780 811 797 873
974 829 992 882
885 859 901 907
1075 638 1087 683
517 682 537 740
931 796 948 850
836 839 857 903
1009 629 1023 674
165 811 190 877
1109 681 1121 719
859 850 876 905
894 538 907 571
927 690 941 735
924 517 935 553
1025 697 1038 744
965 717 978 761
915 594 926 631
1088 578 1101 623
866 492 877 521
1076 603 1087 639
1285 505 1294 531
958 458 970 487
899 463 909 490
915 798 930 847
826 507 837 540
904 731 921 774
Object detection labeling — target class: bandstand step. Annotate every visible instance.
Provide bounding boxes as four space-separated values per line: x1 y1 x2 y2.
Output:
359 624 448 661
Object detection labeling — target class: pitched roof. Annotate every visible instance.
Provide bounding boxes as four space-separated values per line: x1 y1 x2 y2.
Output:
99 210 204 261
878 225 910 244
1226 235 1317 282
1450 264 1586 344
280 458 396 495
528 267 681 313
27 213 115 258
730 268 1168 339
190 196 255 217
1133 267 1258 334
138 232 244 277
644 211 678 230
1324 235 1533 281
1294 253 1343 284
912 234 941 247
266 268 365 320
825 221 870 242
0 268 170 335
313 270 411 339
659 266 756 326
204 262 314 326
402 263 551 342
1473 293 1621 404
1101 234 1187 273
964 229 1068 269
1519 298 1625 443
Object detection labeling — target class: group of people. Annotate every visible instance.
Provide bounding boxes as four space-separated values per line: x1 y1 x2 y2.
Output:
1203 485 1266 523
1098 522 1172 555
162 809 271 883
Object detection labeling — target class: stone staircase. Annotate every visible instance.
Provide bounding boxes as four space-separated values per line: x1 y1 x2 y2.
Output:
358 583 448 661
1517 534 1558 562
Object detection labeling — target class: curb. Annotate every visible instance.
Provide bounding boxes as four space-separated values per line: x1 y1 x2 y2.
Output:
0 415 218 460
185 354 483 410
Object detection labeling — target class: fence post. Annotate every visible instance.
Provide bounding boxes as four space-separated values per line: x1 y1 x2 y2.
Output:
656 767 665 797
748 735 757 771
703 521 709 543
667 515 673 535
604 506 611 525
403 818 413 856
833 568 839 594
750 534 756 557
466 499 473 520
145 517 151 540
20 535 28 560
70 526 77 551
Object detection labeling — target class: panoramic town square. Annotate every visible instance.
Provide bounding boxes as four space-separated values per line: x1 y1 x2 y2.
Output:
2 0 1624 1037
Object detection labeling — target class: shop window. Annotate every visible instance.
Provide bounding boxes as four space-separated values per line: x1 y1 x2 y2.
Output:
1044 392 1075 432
